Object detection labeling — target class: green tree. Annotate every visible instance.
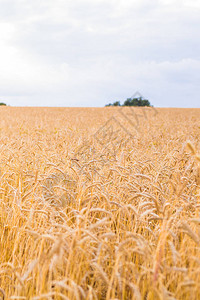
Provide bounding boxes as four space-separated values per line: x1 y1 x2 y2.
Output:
123 97 151 107
113 101 121 106
106 97 151 107
105 101 120 107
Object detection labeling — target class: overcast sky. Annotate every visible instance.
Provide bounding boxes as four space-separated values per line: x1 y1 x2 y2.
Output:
0 0 199 107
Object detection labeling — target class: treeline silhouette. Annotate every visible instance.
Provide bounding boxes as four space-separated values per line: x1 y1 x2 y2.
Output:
106 97 152 107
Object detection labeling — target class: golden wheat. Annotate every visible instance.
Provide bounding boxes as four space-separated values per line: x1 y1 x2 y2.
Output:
0 107 200 299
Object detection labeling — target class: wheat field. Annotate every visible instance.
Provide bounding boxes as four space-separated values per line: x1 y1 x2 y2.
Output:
0 107 200 299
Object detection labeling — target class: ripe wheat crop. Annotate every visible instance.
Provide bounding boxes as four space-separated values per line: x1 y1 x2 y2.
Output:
0 107 200 299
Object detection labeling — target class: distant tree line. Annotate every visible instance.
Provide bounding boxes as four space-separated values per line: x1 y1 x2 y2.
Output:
0 102 6 106
106 97 152 107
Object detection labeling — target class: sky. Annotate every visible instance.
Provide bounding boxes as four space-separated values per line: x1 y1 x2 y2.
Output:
0 0 199 107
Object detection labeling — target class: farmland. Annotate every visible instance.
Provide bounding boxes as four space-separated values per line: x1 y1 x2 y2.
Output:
0 107 200 299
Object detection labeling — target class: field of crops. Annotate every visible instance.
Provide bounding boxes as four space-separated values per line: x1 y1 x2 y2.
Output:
0 107 200 299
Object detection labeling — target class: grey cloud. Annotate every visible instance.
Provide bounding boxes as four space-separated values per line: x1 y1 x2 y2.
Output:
0 0 199 107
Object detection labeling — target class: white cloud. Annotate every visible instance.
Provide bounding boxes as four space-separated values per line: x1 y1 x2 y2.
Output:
0 0 199 107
